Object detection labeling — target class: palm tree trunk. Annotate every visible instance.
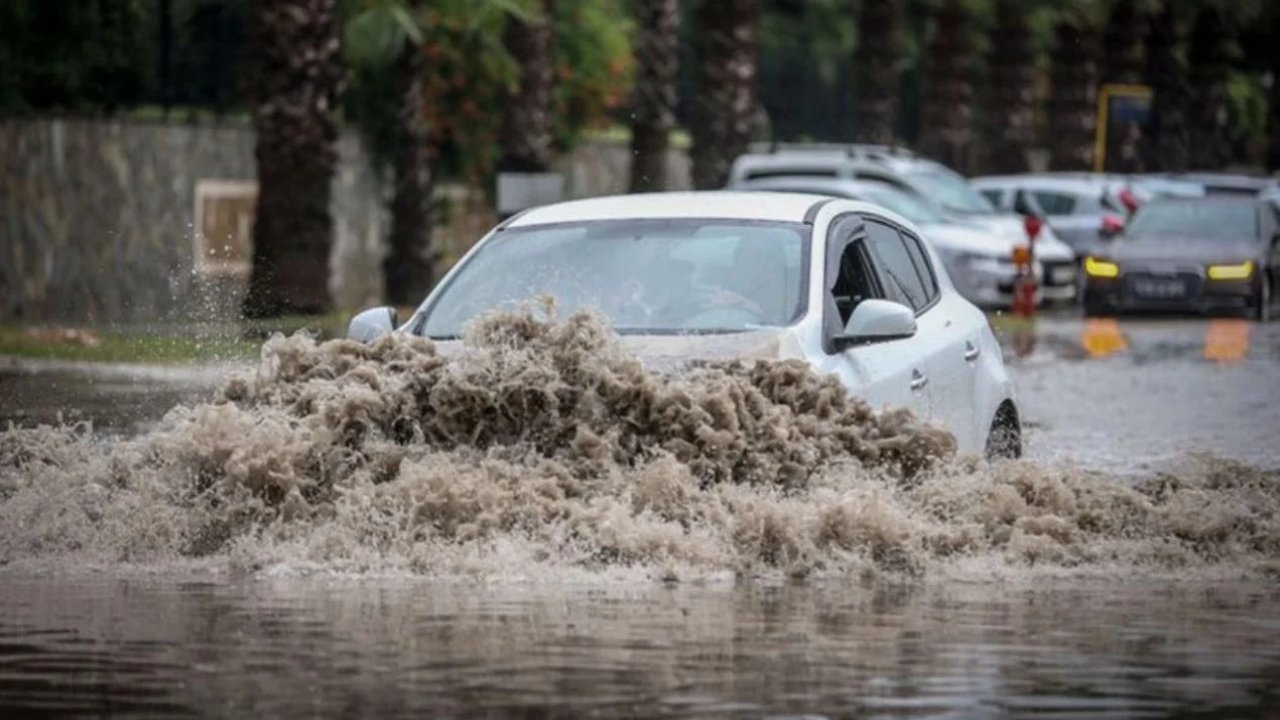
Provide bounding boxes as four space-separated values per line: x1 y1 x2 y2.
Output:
1101 0 1146 172
1268 10 1280 173
690 0 761 190
917 0 972 172
629 0 679 193
853 0 900 145
1048 22 1099 172
981 0 1034 174
384 43 435 306
500 1 555 173
1188 6 1232 170
243 0 343 318
1144 5 1190 172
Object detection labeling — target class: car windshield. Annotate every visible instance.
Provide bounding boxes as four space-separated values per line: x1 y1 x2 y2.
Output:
862 187 945 224
905 170 995 213
1124 200 1257 240
421 219 808 338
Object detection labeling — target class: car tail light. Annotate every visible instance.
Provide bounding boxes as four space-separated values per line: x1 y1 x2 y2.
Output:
1118 187 1140 214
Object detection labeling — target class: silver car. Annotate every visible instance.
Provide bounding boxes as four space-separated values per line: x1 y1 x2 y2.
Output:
733 176 1076 308
728 147 1077 306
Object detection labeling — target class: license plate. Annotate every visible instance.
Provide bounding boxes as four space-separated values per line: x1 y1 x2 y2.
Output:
1132 278 1188 299
1048 266 1076 285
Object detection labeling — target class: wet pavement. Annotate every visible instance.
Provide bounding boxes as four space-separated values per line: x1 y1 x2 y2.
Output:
2 314 1279 718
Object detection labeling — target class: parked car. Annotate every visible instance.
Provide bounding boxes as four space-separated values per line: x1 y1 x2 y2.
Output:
733 175 1076 308
349 191 1023 457
727 146 1077 307
972 173 1151 256
1081 196 1278 320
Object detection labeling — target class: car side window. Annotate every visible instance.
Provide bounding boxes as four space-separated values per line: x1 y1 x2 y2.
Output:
899 230 939 306
864 219 928 312
1031 191 1077 216
823 216 883 348
979 188 1005 208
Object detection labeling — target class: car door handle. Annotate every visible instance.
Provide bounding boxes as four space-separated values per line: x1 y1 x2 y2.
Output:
964 342 981 362
910 369 928 391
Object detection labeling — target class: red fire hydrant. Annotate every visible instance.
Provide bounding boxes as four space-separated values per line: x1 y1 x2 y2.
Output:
1011 214 1043 318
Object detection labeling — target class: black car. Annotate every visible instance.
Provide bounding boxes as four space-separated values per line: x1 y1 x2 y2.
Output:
1081 196 1278 320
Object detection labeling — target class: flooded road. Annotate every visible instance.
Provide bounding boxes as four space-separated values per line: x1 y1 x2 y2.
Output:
2 313 1279 717
3 576 1279 718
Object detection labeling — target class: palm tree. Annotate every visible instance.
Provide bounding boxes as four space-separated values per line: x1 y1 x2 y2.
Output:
853 0 900 145
690 0 762 189
917 0 972 172
1143 4 1190 172
1187 5 1232 170
629 0 680 192
500 0 555 172
1269 8 1280 173
345 0 433 305
1100 0 1145 172
981 0 1035 174
243 0 344 318
1048 20 1099 171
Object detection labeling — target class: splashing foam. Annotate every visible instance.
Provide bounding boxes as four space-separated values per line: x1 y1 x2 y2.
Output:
1 308 1277 581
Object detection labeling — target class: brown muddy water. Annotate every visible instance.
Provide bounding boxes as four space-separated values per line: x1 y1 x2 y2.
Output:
2 310 1279 717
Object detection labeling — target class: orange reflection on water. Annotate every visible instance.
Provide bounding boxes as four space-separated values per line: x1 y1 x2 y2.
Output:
1203 319 1251 363
1081 318 1128 358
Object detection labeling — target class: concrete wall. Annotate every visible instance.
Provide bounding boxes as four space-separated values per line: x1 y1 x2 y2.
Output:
0 117 690 324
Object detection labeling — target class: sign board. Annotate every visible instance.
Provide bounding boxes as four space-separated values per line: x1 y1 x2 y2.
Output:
496 172 565 216
193 179 257 275
1094 84 1153 172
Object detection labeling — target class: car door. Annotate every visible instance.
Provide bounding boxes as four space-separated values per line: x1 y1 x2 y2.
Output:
811 214 931 419
863 217 980 448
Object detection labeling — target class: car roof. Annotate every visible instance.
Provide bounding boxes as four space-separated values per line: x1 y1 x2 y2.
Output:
504 191 830 227
728 147 946 185
971 174 1122 192
735 176 903 197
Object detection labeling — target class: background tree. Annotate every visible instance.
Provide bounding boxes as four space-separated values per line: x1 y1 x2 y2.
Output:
1269 8 1280 172
628 0 680 192
853 0 901 145
980 0 1034 173
243 0 344 318
1187 5 1231 169
690 0 761 189
345 0 432 306
1048 19 1099 171
1143 3 1190 172
500 0 555 172
917 0 973 172
1101 0 1146 172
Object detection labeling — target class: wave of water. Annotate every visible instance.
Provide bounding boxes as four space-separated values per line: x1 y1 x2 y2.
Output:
1 307 1277 581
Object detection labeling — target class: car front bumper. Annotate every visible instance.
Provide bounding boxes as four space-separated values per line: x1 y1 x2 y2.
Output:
1084 273 1257 313
945 257 1079 309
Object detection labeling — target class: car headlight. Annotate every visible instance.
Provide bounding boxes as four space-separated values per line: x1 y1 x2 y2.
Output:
1084 256 1120 279
1206 260 1254 281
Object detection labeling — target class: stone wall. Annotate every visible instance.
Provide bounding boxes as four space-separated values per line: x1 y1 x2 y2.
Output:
0 118 690 324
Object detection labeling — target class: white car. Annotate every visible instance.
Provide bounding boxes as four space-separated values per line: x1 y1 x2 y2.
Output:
349 192 1022 458
732 176 1076 308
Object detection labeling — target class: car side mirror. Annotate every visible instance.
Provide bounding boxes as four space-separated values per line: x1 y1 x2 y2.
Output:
347 306 398 343
833 299 917 348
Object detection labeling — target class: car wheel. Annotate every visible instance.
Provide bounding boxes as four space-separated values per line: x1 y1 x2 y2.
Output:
984 402 1022 460
1254 274 1272 322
